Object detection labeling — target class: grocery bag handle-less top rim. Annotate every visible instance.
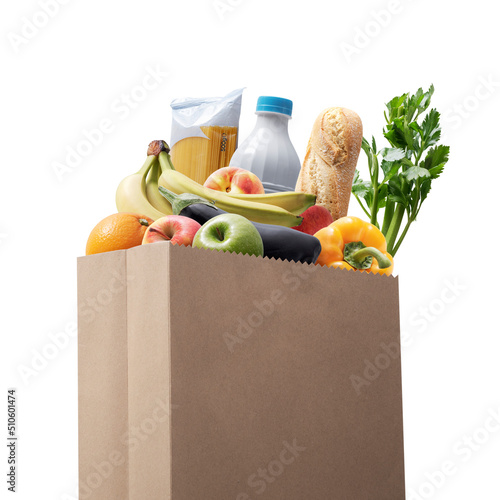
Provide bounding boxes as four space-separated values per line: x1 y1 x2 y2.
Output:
136 243 399 280
79 243 399 279
170 88 245 147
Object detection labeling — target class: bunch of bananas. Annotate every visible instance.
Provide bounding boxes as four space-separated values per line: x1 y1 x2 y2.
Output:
116 140 316 227
115 141 174 221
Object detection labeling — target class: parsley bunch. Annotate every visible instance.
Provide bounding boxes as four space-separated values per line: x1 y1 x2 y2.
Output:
352 85 450 256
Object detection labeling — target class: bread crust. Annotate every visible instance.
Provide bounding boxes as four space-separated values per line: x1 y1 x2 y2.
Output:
295 107 363 221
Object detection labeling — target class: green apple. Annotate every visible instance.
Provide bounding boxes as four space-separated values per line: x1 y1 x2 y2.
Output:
193 213 264 257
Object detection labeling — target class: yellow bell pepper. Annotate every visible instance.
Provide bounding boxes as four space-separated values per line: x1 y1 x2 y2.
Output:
314 216 394 276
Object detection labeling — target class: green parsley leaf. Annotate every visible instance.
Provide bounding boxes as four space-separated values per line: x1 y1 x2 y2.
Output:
421 109 442 150
402 166 432 181
381 160 400 182
352 170 372 198
424 145 450 170
380 148 405 162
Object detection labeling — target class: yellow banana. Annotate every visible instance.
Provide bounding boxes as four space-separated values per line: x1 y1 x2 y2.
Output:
226 191 315 215
145 159 173 215
158 170 303 227
158 150 176 172
115 155 168 221
156 150 312 215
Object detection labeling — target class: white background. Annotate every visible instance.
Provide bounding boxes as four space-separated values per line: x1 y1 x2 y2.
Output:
1 0 499 498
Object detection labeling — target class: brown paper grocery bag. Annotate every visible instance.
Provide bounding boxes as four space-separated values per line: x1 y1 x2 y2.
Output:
78 243 405 499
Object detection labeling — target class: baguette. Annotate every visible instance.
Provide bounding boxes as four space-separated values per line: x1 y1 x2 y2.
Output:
295 107 363 221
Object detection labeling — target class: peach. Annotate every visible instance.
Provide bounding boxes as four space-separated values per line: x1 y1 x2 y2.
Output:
203 166 265 194
142 215 201 247
292 205 334 235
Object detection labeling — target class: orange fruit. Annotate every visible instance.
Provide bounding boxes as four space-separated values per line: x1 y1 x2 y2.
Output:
86 213 154 255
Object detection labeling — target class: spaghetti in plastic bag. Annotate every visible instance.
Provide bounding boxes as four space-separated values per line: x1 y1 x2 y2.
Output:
170 88 244 184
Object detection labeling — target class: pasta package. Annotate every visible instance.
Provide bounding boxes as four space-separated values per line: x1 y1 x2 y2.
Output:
170 89 243 184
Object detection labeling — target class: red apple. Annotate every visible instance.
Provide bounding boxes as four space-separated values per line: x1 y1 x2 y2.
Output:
142 215 201 246
204 166 265 194
292 205 334 235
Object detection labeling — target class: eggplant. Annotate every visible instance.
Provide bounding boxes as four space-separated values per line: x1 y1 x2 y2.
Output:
180 203 321 264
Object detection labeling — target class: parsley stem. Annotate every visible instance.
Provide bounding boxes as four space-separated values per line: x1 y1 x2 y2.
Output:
391 216 414 256
370 154 380 227
370 184 379 226
381 200 394 235
354 194 372 219
385 203 405 254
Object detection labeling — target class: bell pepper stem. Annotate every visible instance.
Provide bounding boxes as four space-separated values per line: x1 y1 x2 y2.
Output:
350 246 391 269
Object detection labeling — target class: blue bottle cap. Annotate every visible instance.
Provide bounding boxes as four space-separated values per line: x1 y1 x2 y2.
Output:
256 96 293 117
